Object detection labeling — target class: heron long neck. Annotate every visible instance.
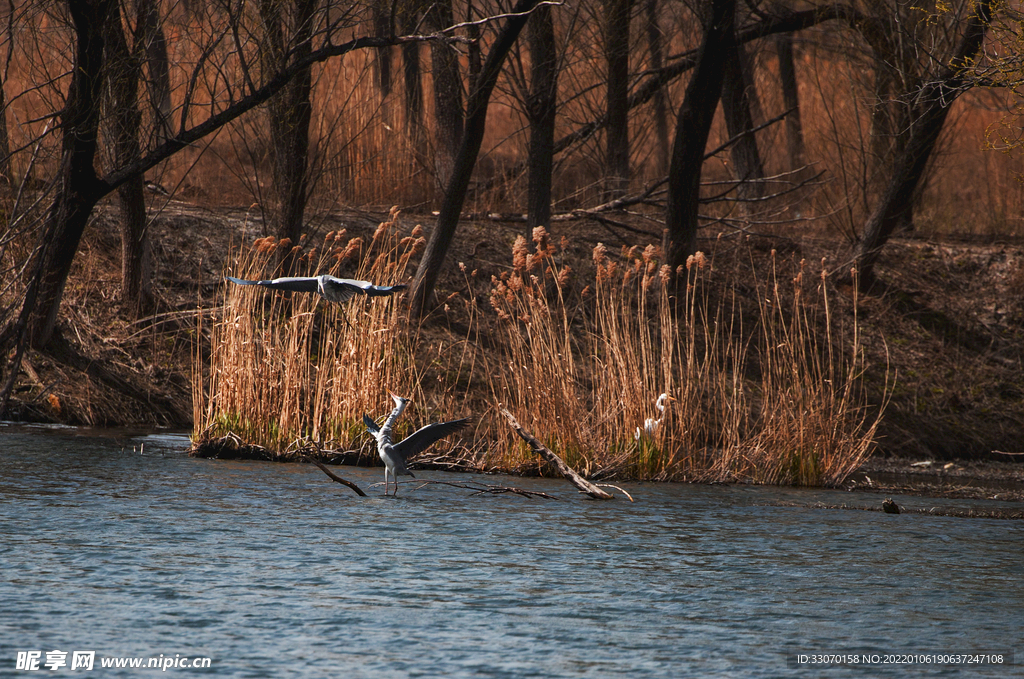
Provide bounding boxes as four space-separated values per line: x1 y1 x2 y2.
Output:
380 401 408 442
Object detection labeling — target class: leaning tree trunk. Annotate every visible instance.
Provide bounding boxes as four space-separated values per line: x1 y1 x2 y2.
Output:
526 4 557 231
662 0 735 270
427 0 464 190
27 0 114 349
104 2 153 318
721 40 764 203
409 0 544 317
604 0 631 198
850 0 994 289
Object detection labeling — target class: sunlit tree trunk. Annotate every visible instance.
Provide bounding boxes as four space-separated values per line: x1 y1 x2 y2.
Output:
427 0 464 189
662 0 734 270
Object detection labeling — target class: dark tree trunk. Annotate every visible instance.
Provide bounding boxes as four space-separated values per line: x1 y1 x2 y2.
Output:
645 0 669 176
604 0 631 198
372 0 393 96
526 4 557 230
409 0 543 317
260 0 316 263
0 70 11 188
28 0 114 349
399 4 425 147
721 40 764 202
104 1 153 318
427 0 464 189
775 33 805 171
851 0 994 289
466 0 482 94
136 0 173 142
662 0 734 270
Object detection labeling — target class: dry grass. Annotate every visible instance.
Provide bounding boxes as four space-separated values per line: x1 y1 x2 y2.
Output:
487 227 884 485
192 207 426 452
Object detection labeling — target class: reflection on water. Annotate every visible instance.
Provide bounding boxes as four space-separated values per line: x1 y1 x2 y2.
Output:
1 424 1021 677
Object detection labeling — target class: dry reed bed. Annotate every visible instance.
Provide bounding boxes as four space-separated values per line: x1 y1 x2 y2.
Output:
193 208 428 454
193 215 885 487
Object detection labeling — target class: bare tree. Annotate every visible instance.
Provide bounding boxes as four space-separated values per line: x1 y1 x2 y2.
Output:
663 0 735 269
775 33 805 171
604 0 632 197
645 0 669 176
258 0 318 262
721 40 764 202
103 0 153 317
850 0 996 288
27 0 115 349
526 4 558 229
136 0 172 143
409 0 546 316
427 0 465 189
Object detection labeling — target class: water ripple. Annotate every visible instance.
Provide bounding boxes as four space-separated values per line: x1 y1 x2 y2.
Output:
1 428 1021 677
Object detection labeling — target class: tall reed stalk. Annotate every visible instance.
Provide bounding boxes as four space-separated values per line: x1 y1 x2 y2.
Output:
193 208 425 452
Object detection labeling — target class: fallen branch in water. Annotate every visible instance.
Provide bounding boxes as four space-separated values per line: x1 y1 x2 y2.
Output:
500 408 615 500
303 455 367 497
406 479 559 499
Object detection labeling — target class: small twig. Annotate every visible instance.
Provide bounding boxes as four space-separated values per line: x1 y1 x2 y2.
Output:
595 483 634 502
410 479 559 499
302 455 367 497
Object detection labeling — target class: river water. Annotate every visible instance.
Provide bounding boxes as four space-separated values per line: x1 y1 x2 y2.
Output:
1 424 1021 677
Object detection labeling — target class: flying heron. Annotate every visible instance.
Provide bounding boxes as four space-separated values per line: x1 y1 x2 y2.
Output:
363 391 470 496
226 274 406 304
635 393 672 440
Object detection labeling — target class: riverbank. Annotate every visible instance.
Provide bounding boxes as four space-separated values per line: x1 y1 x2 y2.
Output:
4 201 1023 483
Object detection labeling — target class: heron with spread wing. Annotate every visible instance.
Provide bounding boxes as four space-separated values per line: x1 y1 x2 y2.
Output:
226 274 406 304
363 391 470 496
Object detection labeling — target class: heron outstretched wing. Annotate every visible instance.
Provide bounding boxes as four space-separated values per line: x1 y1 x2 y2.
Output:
391 418 471 462
362 413 381 435
320 276 407 303
226 276 321 293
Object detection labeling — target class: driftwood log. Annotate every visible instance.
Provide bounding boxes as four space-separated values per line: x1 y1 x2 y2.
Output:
500 408 614 500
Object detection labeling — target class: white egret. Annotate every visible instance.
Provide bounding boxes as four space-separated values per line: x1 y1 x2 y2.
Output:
635 393 671 440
